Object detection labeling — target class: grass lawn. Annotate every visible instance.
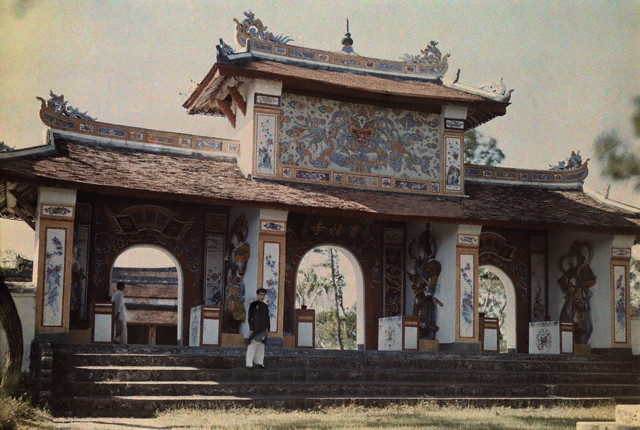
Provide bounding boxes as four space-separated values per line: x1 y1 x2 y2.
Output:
28 402 616 429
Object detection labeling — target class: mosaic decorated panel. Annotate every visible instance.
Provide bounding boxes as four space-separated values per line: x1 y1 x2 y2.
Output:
458 253 475 338
530 253 546 321
70 225 90 328
255 113 277 176
205 234 225 305
277 93 446 195
262 241 281 331
43 228 67 327
613 265 627 343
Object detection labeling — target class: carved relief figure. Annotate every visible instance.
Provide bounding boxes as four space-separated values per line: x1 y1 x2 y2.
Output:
557 241 596 344
408 224 442 340
225 215 250 332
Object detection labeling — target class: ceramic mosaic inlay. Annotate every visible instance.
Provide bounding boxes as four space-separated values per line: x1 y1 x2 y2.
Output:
614 265 627 343
43 228 66 326
262 241 280 331
445 137 462 191
70 226 90 324
530 253 546 321
279 93 441 183
205 235 225 305
255 113 277 176
459 253 475 338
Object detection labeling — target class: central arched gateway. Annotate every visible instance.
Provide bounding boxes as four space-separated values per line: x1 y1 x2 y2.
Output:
294 245 365 349
110 245 185 345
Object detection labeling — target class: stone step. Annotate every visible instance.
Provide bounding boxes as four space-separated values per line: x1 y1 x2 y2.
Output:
53 352 637 374
57 379 640 399
46 344 640 418
52 395 628 419
61 365 638 385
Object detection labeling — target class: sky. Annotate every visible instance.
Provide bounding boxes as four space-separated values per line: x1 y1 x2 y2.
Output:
1 0 639 260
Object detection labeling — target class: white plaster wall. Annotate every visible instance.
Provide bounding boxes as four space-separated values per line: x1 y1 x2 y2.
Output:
547 231 613 348
405 222 459 344
235 79 283 177
228 206 261 339
4 285 36 371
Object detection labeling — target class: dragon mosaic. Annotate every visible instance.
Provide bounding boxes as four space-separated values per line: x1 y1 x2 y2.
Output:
280 94 442 179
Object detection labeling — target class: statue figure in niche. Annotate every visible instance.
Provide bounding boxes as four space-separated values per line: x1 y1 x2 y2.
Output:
557 241 596 344
225 215 250 333
408 224 442 340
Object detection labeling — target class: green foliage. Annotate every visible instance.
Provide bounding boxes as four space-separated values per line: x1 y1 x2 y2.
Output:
464 130 505 166
315 307 357 350
593 96 640 189
478 268 507 351
296 247 356 350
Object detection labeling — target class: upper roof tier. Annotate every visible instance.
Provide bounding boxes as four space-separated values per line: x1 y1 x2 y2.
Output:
183 11 513 130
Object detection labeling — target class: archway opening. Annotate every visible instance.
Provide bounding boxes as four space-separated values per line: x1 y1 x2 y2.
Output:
479 266 516 353
110 245 183 345
295 245 363 350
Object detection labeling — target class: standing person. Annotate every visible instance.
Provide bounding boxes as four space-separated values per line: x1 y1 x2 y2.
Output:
112 281 128 344
245 288 270 369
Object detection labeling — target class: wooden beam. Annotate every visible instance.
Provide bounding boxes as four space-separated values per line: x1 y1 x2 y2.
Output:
217 98 236 128
227 86 246 116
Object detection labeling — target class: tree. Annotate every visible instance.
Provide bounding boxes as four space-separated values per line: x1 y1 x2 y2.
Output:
0 275 23 397
593 97 640 316
464 130 505 166
478 268 507 352
594 96 640 189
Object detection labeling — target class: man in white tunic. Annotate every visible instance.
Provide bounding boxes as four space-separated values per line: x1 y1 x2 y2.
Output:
112 281 127 344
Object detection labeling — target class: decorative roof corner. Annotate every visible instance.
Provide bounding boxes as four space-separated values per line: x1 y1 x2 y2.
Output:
36 90 96 121
446 72 514 103
549 151 589 171
401 40 450 81
234 10 293 48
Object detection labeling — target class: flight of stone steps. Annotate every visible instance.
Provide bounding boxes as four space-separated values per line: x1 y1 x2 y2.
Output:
42 343 640 418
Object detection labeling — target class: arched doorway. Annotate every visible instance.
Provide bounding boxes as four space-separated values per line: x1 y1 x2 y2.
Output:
295 245 364 350
479 265 516 352
110 245 184 345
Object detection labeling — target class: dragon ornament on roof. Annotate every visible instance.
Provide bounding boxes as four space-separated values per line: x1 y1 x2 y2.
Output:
401 40 450 76
36 90 95 121
234 10 293 48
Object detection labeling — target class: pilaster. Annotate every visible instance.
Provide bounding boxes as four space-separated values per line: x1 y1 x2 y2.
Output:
34 187 77 340
610 235 635 348
257 209 288 339
455 225 481 347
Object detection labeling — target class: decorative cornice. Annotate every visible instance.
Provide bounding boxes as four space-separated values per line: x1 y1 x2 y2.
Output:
447 77 513 103
465 161 588 189
226 12 449 82
37 95 240 158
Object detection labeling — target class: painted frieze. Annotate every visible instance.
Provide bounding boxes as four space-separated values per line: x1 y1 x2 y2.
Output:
43 228 66 327
279 93 443 193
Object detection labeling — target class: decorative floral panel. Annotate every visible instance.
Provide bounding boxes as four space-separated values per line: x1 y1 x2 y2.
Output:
613 265 627 343
279 93 443 191
70 225 90 324
255 113 277 176
530 253 546 321
262 241 280 331
459 253 475 338
43 228 66 327
205 235 225 305
445 136 462 191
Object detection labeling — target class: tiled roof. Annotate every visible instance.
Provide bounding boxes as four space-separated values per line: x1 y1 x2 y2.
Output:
1 137 639 234
184 60 508 128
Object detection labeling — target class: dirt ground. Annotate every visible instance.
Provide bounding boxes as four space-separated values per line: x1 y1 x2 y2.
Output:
52 417 181 429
